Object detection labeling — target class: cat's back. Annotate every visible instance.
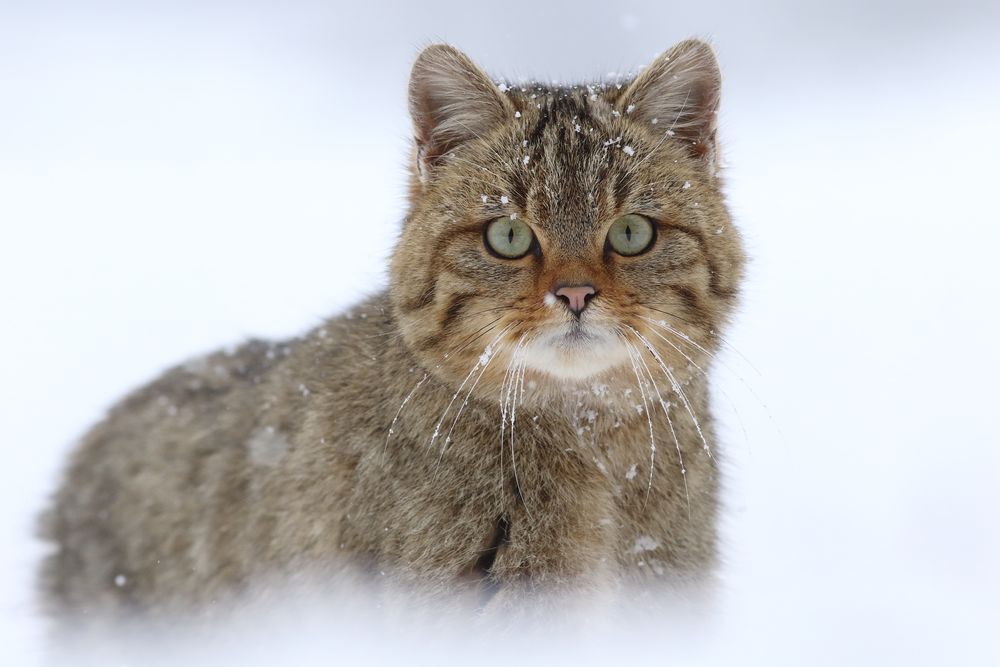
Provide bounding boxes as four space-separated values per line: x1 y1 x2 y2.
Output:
38 336 280 612
37 294 394 618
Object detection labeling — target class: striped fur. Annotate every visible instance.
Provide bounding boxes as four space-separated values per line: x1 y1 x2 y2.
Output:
40 41 746 628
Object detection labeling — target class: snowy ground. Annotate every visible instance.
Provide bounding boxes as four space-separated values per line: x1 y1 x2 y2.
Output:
2 1 999 664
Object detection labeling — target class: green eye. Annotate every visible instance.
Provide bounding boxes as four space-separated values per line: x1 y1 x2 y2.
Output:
485 216 534 259
607 214 655 256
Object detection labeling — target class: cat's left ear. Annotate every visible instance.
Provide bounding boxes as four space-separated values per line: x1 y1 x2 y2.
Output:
619 40 722 171
409 44 513 182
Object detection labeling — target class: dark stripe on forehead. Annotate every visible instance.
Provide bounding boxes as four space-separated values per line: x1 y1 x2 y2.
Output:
527 107 551 146
613 167 634 211
508 167 529 211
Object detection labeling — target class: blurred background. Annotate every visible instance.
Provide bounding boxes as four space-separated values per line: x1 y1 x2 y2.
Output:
1 0 998 664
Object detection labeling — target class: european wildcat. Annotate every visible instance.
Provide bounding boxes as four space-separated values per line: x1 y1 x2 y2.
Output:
39 39 744 621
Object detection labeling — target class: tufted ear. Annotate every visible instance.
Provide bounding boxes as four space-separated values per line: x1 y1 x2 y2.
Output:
619 39 722 169
408 44 513 181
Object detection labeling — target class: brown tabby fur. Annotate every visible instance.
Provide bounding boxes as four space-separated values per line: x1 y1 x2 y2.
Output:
39 40 745 622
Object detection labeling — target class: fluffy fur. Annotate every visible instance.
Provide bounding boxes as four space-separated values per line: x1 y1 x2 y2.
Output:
39 40 745 622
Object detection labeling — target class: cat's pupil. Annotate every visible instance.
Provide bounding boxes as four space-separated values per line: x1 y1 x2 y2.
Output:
625 225 633 242
507 228 514 244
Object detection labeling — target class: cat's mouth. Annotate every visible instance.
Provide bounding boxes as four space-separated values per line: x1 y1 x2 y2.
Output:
559 321 599 344
519 322 629 380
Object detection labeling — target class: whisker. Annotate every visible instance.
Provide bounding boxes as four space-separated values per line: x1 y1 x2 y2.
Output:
446 304 542 360
616 329 657 504
499 333 529 501
627 326 713 459
436 333 510 463
445 316 506 360
509 335 533 521
382 371 429 462
643 306 760 376
428 326 512 451
622 330 689 513
637 318 751 452
640 315 780 442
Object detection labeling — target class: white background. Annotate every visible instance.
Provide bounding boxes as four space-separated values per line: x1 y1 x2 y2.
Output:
2 1 998 664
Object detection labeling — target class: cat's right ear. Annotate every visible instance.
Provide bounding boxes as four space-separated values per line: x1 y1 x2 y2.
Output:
408 44 513 182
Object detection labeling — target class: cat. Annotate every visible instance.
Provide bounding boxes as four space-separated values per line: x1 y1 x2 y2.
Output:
39 39 745 623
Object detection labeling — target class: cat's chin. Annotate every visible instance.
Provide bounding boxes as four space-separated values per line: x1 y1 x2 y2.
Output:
521 329 630 381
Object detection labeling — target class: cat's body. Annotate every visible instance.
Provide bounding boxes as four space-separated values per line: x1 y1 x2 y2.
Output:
40 40 744 622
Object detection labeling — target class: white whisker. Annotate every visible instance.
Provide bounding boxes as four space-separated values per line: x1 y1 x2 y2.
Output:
499 333 529 499
509 335 533 520
428 326 512 451
627 326 713 459
637 319 750 450
623 331 690 512
640 315 778 444
617 329 657 503
436 334 510 464
641 312 760 377
382 372 429 460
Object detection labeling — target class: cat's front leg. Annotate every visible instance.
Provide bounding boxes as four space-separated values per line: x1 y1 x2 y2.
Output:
474 465 622 613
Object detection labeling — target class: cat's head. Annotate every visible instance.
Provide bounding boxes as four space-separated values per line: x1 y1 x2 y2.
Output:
390 41 744 395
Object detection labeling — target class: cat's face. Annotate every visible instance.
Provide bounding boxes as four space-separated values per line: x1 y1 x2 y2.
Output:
391 41 744 393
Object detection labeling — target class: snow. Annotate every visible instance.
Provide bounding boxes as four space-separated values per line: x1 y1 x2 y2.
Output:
631 535 660 553
622 145 635 156
246 426 290 467
2 2 999 666
478 344 495 366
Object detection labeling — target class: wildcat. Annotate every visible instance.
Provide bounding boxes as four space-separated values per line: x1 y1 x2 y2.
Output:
39 39 745 621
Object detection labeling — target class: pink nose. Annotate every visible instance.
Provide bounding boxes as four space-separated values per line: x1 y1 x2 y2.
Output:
554 285 596 315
